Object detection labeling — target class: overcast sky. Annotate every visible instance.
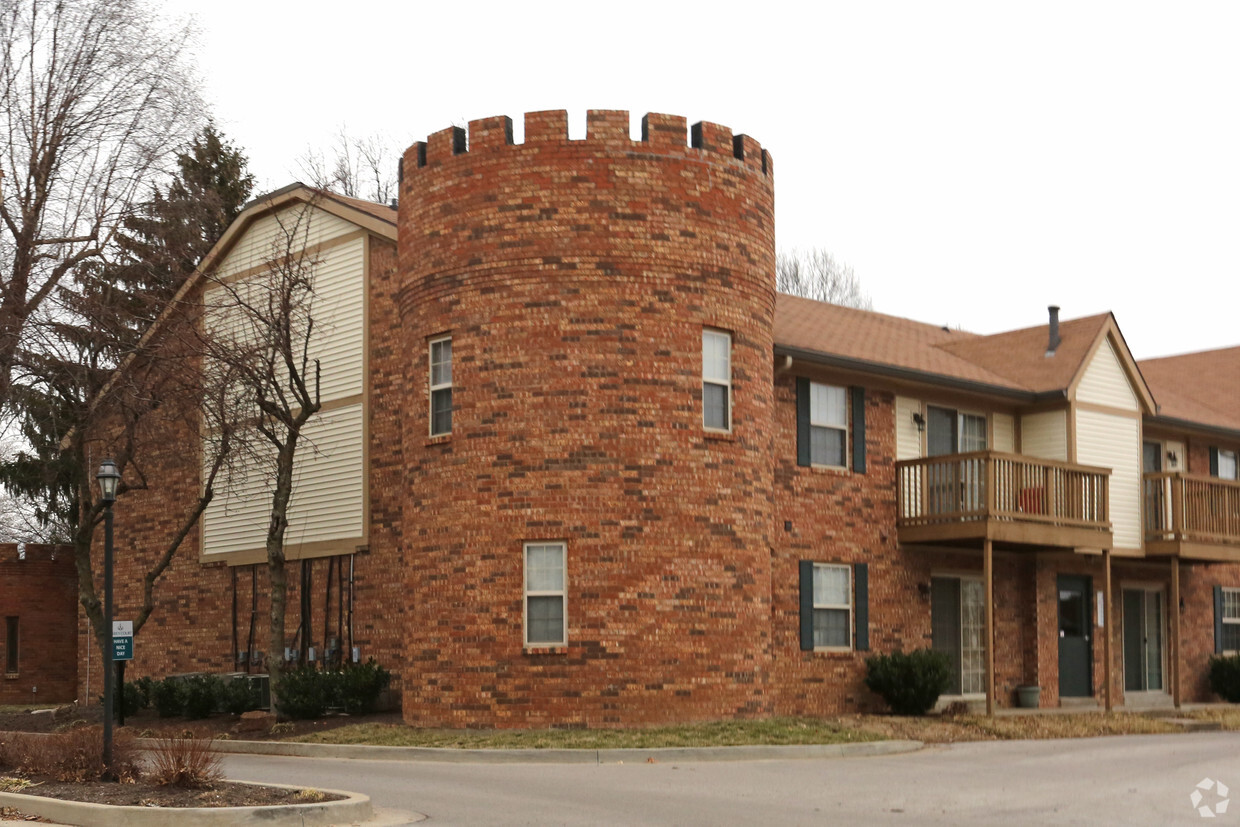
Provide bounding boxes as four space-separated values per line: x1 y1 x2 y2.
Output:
167 0 1240 360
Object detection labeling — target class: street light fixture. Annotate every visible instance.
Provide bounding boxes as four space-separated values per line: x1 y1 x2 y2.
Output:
96 458 121 782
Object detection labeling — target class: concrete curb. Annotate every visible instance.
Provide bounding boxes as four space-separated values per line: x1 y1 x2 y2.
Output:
0 782 371 827
203 736 924 764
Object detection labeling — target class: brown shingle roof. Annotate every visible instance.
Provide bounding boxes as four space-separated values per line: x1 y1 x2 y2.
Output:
774 294 1025 389
774 294 1116 396
1139 347 1240 433
937 313 1112 393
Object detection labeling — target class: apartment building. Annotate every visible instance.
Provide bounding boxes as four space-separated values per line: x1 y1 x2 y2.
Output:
89 110 1240 726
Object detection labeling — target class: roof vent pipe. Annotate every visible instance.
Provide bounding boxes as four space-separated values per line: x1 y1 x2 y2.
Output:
1046 305 1061 356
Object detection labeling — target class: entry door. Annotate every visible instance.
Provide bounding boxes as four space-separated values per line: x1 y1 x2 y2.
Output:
932 576 986 696
1123 588 1165 692
1058 575 1093 697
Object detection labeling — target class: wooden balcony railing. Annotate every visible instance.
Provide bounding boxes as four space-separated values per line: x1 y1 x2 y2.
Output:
896 451 1111 542
1144 472 1240 547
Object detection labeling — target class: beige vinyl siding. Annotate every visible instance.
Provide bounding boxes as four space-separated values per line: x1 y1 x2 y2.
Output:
896 396 922 460
1075 408 1141 550
302 239 364 401
1020 410 1068 461
992 413 1015 453
203 403 365 556
1077 338 1139 411
214 205 356 281
201 202 367 559
202 237 363 403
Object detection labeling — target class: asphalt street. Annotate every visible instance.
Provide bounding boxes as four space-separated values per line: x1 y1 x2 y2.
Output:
221 731 1240 826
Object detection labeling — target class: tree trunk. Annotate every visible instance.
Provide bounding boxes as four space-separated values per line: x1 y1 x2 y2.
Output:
266 438 298 717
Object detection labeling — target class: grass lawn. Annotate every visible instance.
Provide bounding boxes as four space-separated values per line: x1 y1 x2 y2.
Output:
285 708 1240 749
288 717 883 749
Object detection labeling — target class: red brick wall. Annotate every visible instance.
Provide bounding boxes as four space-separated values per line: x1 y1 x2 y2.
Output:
397 110 777 727
0 544 77 704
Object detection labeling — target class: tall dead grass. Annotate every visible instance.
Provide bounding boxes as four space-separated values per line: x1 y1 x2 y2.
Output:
0 726 141 782
145 731 222 787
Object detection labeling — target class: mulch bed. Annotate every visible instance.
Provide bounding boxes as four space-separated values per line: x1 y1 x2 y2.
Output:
0 706 402 740
5 775 338 808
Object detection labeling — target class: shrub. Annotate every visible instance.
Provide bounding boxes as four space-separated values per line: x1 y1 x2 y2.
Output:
339 660 392 715
151 678 184 718
864 648 952 716
276 667 338 720
133 676 157 709
217 677 259 715
146 732 222 788
0 726 140 782
1208 654 1240 703
181 676 222 720
120 681 144 717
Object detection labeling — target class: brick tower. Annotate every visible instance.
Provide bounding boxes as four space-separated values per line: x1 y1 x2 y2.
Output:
397 110 776 727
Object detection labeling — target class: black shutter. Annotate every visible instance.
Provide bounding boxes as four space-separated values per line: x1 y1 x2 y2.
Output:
854 563 869 651
799 560 814 651
1210 447 1220 477
796 378 811 467
1216 585 1226 654
850 387 867 474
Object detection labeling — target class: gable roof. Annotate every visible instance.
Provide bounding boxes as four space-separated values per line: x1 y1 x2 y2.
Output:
936 313 1111 394
774 295 1156 409
1139 347 1240 436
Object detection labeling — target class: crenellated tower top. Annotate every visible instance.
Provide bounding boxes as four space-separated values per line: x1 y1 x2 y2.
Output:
401 109 772 181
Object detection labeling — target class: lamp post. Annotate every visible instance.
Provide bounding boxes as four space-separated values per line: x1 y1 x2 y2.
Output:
96 459 121 782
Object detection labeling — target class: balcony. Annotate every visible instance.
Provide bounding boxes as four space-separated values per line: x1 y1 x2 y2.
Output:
1144 472 1240 561
896 451 1112 550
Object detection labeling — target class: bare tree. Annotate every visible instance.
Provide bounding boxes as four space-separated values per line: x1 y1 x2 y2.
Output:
1 300 242 665
0 0 201 413
776 248 872 310
296 128 400 204
200 200 325 708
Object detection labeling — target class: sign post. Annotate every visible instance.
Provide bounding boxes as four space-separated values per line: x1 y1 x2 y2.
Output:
111 621 133 727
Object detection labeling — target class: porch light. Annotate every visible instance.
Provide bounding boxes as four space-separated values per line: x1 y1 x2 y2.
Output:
96 459 121 504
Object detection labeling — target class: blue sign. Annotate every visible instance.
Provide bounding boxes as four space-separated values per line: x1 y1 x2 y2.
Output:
112 620 133 661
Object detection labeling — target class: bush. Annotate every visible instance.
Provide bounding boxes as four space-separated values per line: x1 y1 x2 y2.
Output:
151 678 184 718
180 676 222 720
120 681 144 718
133 675 156 709
217 677 260 715
1209 654 1240 703
275 661 394 720
146 732 222 787
339 660 392 715
276 667 339 721
864 648 952 716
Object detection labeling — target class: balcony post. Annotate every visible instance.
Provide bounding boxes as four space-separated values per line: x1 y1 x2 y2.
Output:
1103 547 1112 713
984 537 995 717
1170 475 1184 540
1171 557 1181 709
984 454 996 515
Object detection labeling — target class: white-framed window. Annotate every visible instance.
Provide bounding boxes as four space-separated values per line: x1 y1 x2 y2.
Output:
1223 588 1240 653
702 329 731 431
524 542 566 647
1220 449 1238 481
809 383 848 467
429 336 452 437
812 563 852 649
